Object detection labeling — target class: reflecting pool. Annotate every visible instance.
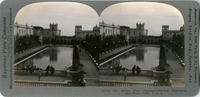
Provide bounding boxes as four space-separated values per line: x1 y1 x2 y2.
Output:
14 47 73 70
100 46 160 70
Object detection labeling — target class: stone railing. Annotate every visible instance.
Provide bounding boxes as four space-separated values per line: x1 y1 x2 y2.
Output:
14 80 69 87
67 81 80 86
127 69 153 76
99 80 171 87
14 80 84 87
14 69 80 78
14 69 67 75
99 69 153 76
99 80 155 87
154 80 172 86
152 70 166 78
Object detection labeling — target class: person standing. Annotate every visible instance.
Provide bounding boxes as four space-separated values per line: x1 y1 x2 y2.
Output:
26 65 29 73
136 66 141 76
124 69 127 81
79 48 81 53
46 65 49 75
38 69 41 81
50 66 55 75
132 65 136 75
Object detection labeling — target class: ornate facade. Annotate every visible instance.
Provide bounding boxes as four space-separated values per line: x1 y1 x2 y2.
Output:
99 21 120 37
162 25 184 40
14 22 33 40
56 36 74 44
75 25 100 40
42 23 61 44
129 23 148 39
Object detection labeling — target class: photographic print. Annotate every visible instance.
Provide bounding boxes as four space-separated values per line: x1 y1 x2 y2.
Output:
14 2 99 87
14 2 185 87
98 2 184 87
0 0 199 96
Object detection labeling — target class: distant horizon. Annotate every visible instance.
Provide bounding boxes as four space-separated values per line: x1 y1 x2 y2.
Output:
15 2 184 36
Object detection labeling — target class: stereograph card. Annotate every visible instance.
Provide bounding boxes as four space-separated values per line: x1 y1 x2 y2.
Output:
0 0 199 96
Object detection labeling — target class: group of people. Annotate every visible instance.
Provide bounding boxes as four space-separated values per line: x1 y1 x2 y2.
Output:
45 65 55 75
110 65 141 76
23 65 38 73
132 65 141 76
37 65 55 81
111 65 123 74
22 65 55 81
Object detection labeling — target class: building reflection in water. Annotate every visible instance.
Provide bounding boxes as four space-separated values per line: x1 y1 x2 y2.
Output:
49 48 58 63
100 47 159 70
15 47 60 69
119 48 147 62
42 47 60 63
100 57 120 69
15 57 34 69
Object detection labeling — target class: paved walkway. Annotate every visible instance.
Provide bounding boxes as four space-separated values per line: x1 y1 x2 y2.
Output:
99 75 157 82
165 47 185 87
99 70 157 82
14 74 70 82
77 47 99 86
14 46 46 62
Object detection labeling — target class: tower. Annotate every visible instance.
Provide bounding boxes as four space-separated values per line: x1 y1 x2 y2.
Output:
162 25 169 31
50 23 58 30
75 25 82 31
136 23 145 29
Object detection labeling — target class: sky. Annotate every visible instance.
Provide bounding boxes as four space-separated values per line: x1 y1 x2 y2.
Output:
15 2 99 36
100 2 184 36
14 2 184 36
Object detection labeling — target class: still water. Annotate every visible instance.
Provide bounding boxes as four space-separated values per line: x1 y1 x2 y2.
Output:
100 46 160 70
15 47 73 70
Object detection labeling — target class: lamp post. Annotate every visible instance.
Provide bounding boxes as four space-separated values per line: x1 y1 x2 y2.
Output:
20 43 21 52
27 42 28 50
32 41 34 48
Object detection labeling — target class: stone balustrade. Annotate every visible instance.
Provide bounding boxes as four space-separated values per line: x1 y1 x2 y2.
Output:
152 70 166 78
99 80 155 87
99 80 171 87
14 80 69 87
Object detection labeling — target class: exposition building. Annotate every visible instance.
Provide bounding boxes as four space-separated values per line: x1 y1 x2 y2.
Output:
162 25 184 40
14 22 62 47
14 22 33 40
75 25 99 40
